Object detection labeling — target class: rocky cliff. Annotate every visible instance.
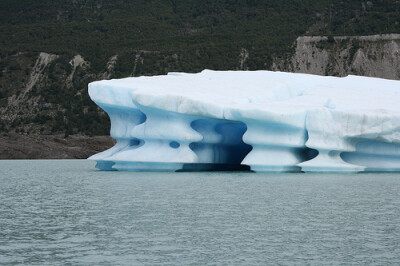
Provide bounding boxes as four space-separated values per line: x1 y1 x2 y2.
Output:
273 34 400 80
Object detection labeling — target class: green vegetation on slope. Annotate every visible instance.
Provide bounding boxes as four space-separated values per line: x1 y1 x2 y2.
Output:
0 0 399 136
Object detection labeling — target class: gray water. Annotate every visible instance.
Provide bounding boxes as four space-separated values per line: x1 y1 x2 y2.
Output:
0 160 399 265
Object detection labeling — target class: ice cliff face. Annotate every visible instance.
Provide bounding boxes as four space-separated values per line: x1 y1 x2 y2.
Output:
88 70 400 172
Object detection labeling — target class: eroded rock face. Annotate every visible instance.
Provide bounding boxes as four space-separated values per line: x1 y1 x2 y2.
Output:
273 34 400 80
88 70 400 173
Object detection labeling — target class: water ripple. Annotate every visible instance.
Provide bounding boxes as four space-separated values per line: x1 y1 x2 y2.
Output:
0 160 399 264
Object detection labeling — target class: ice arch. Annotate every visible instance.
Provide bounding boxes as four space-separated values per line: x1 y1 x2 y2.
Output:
182 119 252 171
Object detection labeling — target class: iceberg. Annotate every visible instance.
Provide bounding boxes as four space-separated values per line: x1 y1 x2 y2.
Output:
88 70 400 173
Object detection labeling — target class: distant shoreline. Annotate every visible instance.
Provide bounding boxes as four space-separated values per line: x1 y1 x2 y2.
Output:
0 133 114 159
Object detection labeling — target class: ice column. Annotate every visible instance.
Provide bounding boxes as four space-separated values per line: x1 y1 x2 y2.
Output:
299 109 366 173
241 120 310 172
107 104 202 171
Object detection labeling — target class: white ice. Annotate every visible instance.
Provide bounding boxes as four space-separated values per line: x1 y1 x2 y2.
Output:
88 70 400 172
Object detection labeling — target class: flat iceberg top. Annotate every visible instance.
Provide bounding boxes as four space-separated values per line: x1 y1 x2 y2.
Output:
90 70 400 117
88 70 400 173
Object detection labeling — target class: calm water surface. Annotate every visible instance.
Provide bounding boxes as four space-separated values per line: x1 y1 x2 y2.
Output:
0 160 399 265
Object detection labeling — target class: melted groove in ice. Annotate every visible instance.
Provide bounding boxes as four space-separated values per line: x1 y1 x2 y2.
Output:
88 70 400 173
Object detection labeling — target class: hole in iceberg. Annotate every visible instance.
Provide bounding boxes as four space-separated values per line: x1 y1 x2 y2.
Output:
169 141 180 149
129 138 144 147
302 148 319 161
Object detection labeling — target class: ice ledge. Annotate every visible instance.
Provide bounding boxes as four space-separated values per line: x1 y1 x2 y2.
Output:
88 70 400 173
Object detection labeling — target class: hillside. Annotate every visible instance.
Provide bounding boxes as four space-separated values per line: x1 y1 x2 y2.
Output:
0 0 399 158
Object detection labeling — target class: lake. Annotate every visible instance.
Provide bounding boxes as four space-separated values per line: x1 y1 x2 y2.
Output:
0 160 399 265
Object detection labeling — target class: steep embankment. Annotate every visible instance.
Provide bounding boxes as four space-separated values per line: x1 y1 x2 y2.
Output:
273 34 400 80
